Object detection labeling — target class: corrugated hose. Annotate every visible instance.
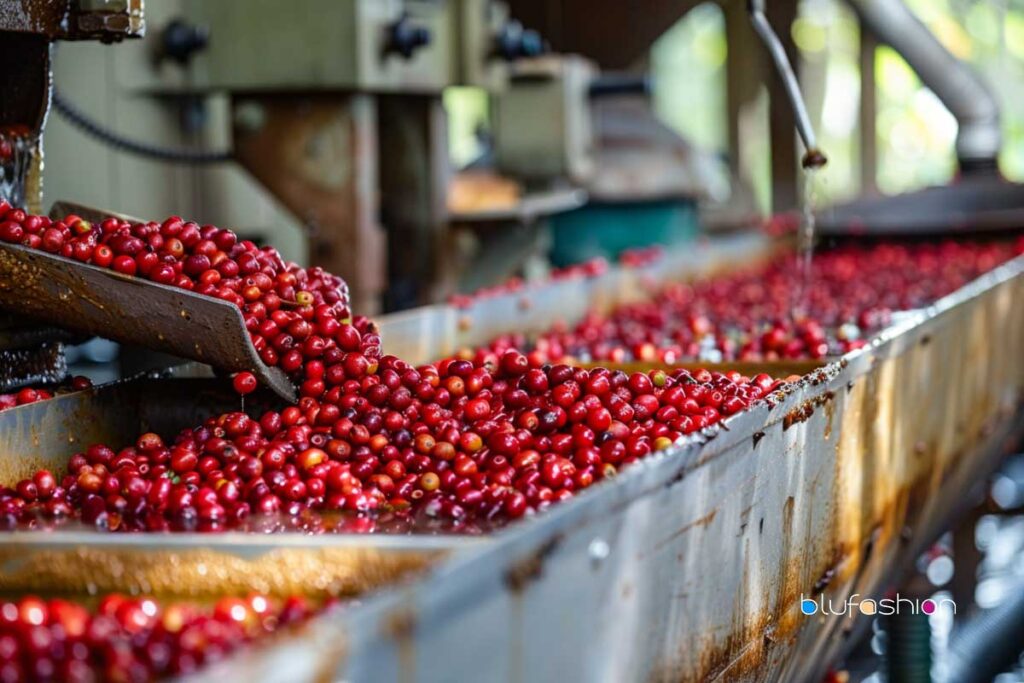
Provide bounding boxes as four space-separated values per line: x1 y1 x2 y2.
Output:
51 88 233 165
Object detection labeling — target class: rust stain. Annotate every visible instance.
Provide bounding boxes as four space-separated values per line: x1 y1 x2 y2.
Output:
385 607 417 683
783 391 835 431
647 510 718 556
505 535 562 592
300 615 348 683
650 497 838 682
823 399 835 440
738 505 753 534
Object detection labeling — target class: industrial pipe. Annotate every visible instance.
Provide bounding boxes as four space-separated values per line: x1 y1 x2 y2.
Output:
748 0 827 169
848 0 1001 173
939 579 1024 683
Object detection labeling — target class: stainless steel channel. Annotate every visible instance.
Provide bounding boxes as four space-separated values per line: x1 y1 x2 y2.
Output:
195 252 1024 682
377 232 774 364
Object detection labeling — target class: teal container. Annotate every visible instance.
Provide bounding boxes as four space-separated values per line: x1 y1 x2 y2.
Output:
549 199 699 267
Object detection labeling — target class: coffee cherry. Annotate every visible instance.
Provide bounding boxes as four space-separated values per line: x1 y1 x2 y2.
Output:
232 372 258 395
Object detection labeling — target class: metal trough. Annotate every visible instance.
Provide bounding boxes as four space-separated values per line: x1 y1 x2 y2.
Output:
196 250 1024 682
375 232 776 364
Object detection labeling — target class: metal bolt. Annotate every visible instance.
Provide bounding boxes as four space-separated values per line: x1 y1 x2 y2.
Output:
588 538 610 567
234 101 266 134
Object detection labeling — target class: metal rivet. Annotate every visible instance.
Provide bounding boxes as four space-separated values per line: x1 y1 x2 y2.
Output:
588 538 610 567
234 101 266 133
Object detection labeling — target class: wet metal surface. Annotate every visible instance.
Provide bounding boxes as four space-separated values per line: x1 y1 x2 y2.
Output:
0 0 142 210
0 341 65 391
0 35 49 212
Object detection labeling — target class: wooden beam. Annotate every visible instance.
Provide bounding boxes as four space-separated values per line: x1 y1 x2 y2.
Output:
378 95 451 311
859 28 878 196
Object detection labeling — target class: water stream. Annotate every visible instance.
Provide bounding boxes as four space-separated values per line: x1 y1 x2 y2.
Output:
792 168 820 318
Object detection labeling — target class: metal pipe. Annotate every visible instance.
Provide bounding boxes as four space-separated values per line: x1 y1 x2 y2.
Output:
939 579 1024 683
848 0 1001 173
887 612 933 683
747 0 827 169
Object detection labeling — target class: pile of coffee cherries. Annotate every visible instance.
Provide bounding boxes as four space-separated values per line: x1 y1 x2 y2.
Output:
4 356 785 530
0 205 792 529
0 202 381 404
0 592 319 681
0 377 92 412
473 240 1023 364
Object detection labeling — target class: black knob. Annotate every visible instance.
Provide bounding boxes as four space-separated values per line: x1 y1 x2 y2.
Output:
519 29 544 58
493 21 546 61
160 18 209 66
385 14 431 60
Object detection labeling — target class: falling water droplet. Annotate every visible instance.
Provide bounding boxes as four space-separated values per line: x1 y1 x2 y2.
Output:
793 168 820 319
